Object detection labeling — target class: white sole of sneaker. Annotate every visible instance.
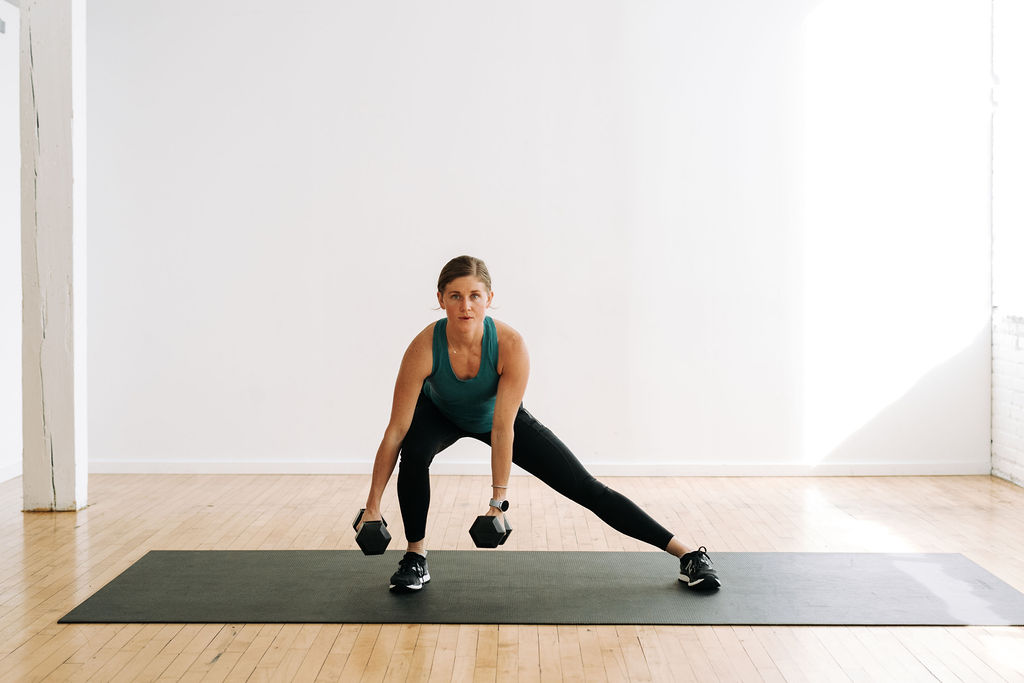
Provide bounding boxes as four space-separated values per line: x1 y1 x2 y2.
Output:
390 583 422 591
390 572 431 591
680 574 721 589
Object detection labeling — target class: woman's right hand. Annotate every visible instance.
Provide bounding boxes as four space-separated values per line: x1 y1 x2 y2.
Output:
357 507 383 532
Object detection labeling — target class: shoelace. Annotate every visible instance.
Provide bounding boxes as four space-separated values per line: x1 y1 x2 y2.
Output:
399 553 423 572
688 546 713 569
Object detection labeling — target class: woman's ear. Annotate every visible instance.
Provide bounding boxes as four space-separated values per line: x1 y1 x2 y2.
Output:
437 291 445 309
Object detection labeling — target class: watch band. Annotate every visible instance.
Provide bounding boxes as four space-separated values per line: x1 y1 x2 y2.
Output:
489 498 510 512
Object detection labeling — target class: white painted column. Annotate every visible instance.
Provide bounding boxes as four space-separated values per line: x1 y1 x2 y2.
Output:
21 0 87 511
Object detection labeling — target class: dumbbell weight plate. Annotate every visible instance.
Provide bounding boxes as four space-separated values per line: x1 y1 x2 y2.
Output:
469 514 512 548
353 508 392 555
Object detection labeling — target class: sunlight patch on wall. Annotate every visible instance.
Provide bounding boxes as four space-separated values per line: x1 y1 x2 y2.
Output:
799 0 990 464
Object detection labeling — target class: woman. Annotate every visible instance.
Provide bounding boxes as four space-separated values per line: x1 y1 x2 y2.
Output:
358 255 720 593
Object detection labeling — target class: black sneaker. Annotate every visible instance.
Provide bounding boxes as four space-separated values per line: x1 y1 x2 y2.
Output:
389 552 430 592
679 546 721 590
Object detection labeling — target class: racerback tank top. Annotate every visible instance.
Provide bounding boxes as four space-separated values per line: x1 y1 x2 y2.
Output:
421 316 500 433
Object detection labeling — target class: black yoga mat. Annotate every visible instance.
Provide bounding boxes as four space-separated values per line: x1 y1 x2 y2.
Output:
59 550 1024 626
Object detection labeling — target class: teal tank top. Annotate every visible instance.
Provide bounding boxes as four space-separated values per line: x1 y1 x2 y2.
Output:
422 316 500 433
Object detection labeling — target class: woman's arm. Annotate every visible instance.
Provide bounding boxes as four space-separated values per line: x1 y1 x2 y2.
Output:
489 325 530 510
363 325 434 518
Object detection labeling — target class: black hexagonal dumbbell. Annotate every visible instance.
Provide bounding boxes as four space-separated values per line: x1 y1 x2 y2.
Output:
352 509 392 555
469 514 512 548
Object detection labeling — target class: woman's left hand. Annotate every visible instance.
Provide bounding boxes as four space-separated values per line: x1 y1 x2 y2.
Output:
483 505 504 519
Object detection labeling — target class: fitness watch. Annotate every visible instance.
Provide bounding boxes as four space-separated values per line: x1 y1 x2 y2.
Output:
489 498 510 512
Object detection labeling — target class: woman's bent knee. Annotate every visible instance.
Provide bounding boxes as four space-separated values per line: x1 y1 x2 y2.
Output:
397 449 432 472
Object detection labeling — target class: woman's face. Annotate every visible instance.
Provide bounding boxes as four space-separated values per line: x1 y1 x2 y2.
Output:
438 276 493 328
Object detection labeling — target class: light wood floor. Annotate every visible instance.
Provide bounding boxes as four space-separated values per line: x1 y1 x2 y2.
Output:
1 473 1023 682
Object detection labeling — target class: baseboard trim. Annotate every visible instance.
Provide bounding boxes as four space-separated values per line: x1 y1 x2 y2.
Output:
88 460 993 477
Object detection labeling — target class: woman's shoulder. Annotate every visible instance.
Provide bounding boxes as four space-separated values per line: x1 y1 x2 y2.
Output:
491 318 526 349
405 321 438 355
492 318 528 376
400 322 438 378
413 320 439 345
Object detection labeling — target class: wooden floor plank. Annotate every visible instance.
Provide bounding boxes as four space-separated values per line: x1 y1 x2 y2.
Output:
406 624 439 683
221 624 284 683
515 624 541 683
314 623 361 682
288 623 338 682
425 624 459 683
197 623 263 683
452 624 479 682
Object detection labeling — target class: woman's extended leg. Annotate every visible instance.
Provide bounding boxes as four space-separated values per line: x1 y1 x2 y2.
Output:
493 406 721 589
500 407 674 549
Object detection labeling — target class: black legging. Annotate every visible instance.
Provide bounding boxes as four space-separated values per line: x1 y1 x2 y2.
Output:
397 392 674 550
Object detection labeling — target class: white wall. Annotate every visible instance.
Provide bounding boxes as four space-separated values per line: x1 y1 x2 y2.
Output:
87 0 992 476
0 2 21 484
992 0 1024 487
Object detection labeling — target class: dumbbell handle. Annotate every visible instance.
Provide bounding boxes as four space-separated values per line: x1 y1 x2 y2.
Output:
352 508 388 532
499 514 512 545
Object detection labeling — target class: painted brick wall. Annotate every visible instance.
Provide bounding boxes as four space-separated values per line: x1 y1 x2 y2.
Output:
993 315 1024 486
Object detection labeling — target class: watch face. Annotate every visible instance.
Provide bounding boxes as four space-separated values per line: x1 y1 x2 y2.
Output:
500 500 510 511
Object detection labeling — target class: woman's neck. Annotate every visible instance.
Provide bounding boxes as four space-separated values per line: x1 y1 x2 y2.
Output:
446 318 484 352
